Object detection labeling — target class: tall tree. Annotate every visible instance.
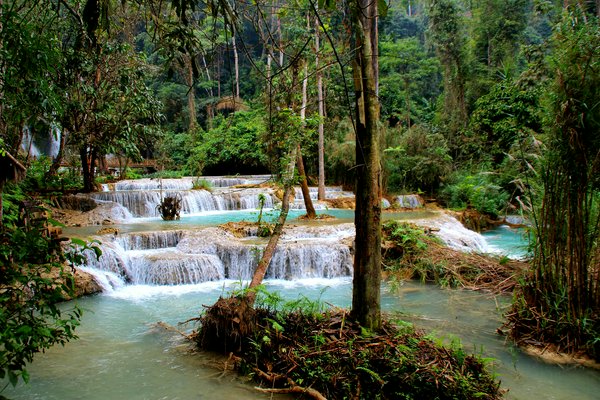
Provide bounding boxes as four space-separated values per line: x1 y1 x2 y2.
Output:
298 43 317 218
427 0 469 154
315 10 327 201
350 0 383 330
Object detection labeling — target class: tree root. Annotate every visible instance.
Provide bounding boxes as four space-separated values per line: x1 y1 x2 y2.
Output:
254 368 327 400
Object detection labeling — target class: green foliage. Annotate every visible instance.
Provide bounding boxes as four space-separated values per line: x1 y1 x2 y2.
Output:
471 0 529 70
155 131 197 173
191 177 212 191
255 193 273 237
508 11 600 360
427 0 469 144
0 211 99 387
21 157 82 194
383 221 429 256
468 81 541 165
266 108 317 182
384 125 452 194
325 119 356 187
379 38 441 126
190 111 269 175
144 170 186 179
441 171 509 217
0 1 65 152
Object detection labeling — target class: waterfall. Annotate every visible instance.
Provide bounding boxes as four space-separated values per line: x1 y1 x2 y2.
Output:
114 230 184 250
80 213 493 288
127 250 224 285
412 213 489 253
21 127 40 157
83 225 355 286
78 266 125 292
90 188 277 217
20 126 61 158
113 176 271 191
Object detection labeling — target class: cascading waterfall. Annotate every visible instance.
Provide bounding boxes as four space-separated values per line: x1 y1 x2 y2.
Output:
90 187 276 217
80 213 492 289
83 224 356 286
412 213 489 253
68 175 501 290
127 249 224 285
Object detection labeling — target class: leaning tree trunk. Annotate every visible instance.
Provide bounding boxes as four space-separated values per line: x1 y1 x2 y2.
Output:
246 147 297 305
297 52 317 219
297 144 316 219
350 0 382 330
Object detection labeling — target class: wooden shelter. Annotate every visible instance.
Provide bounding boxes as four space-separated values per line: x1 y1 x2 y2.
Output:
1 151 26 184
0 151 26 226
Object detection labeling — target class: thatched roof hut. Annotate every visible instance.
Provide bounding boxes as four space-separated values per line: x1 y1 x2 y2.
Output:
215 96 249 112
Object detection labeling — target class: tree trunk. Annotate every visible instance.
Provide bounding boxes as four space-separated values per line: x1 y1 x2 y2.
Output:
350 0 382 330
296 50 316 218
80 146 94 193
246 148 297 305
315 13 326 201
184 54 197 132
232 34 240 98
297 144 316 218
49 127 67 176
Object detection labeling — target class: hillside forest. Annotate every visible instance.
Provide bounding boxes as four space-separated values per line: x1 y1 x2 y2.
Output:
1 0 599 394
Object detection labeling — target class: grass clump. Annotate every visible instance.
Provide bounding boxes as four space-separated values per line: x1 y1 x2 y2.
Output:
192 177 213 191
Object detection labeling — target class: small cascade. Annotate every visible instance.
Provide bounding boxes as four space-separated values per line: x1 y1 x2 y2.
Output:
91 191 161 217
127 250 224 285
83 241 130 278
291 186 354 210
413 213 489 253
294 186 349 201
20 126 61 158
21 127 40 157
77 266 125 292
395 194 424 208
268 243 352 279
114 230 184 251
504 215 528 225
89 188 276 217
113 176 270 191
115 179 192 191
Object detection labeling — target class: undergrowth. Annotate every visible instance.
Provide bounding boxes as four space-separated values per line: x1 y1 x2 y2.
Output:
197 287 502 399
382 220 526 292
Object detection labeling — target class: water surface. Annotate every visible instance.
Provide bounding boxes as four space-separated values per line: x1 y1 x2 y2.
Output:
4 279 599 400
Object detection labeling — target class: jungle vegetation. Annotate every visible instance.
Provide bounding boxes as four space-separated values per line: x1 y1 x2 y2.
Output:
1 0 599 395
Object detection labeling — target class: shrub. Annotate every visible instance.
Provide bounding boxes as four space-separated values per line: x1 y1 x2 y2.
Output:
440 171 509 217
383 125 452 194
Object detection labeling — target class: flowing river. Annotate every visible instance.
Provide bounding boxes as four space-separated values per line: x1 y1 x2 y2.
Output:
3 177 599 399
